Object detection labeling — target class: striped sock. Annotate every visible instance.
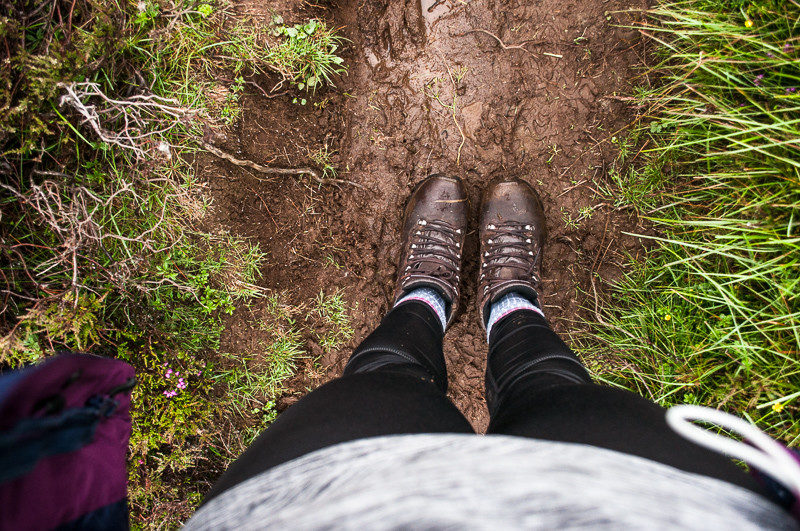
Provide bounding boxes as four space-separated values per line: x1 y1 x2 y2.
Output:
395 287 447 332
486 292 545 342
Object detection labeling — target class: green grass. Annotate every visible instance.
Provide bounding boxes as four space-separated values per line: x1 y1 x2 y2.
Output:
1 0 347 525
308 144 338 178
214 320 304 450
314 288 356 352
584 0 799 444
220 294 306 422
206 289 354 463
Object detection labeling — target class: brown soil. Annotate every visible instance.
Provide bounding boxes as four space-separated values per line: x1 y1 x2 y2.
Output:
201 0 649 432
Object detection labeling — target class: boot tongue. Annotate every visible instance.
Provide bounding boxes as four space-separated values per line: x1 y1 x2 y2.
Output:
495 265 521 280
410 259 453 279
488 231 528 278
415 229 457 270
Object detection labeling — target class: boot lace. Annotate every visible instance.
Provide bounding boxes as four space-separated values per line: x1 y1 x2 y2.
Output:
481 222 540 293
400 219 461 291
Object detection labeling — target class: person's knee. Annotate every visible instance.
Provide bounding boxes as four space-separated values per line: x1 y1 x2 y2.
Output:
344 353 439 387
486 357 591 416
345 344 448 391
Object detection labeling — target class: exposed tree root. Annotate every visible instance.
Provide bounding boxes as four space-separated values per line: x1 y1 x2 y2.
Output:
199 141 366 189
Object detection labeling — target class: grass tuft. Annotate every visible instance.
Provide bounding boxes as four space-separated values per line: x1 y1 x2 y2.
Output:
314 289 355 352
586 0 799 444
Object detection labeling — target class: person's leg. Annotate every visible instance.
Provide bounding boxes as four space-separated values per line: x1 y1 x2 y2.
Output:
476 179 762 493
204 175 472 503
204 300 473 504
484 305 763 493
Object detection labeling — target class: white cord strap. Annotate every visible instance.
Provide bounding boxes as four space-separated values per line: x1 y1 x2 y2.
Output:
666 405 800 497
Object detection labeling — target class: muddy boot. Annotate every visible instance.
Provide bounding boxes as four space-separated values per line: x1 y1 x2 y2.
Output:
477 179 546 330
394 174 468 328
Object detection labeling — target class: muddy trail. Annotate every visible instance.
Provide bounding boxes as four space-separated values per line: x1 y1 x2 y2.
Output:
201 0 648 431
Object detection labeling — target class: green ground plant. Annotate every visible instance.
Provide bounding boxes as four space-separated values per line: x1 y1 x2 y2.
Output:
308 144 338 178
1 0 346 525
585 0 799 444
207 289 354 464
268 16 347 92
314 288 356 352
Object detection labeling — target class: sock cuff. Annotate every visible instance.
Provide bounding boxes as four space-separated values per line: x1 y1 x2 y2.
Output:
395 287 447 332
486 292 545 342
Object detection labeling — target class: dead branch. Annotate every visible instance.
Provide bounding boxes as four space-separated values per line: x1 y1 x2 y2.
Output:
0 170 189 296
459 29 581 55
218 77 289 99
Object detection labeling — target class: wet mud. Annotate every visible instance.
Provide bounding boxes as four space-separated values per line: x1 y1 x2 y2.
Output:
203 0 649 431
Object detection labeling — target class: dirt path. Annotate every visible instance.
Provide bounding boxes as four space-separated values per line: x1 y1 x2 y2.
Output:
203 0 647 431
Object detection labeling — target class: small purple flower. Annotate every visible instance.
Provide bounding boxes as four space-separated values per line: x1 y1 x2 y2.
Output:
766 52 775 58
784 43 794 52
165 368 173 378
754 74 764 86
787 87 797 94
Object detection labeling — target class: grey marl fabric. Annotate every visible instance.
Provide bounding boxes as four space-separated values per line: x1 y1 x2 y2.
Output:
186 434 798 530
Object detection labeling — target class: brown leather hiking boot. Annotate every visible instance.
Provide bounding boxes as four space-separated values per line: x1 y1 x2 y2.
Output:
394 174 468 328
477 179 546 329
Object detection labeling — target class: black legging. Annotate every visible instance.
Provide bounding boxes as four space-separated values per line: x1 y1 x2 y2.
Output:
203 300 762 504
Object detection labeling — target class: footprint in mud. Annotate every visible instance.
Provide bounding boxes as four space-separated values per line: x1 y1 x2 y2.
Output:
420 0 458 32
